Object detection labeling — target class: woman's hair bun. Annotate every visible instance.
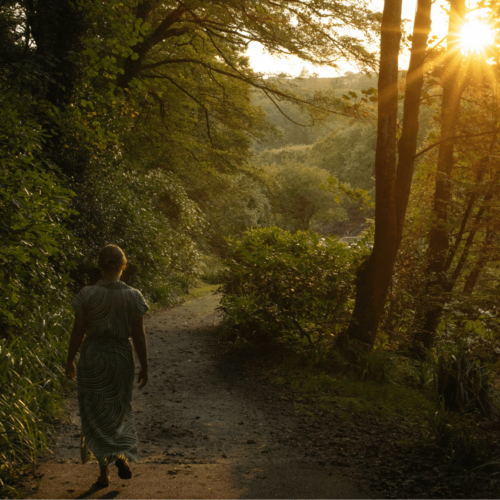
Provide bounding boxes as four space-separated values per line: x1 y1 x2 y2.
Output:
98 245 127 273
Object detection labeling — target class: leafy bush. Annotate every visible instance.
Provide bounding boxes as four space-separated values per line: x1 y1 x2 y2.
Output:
0 92 78 334
72 164 205 305
0 78 80 496
218 227 369 348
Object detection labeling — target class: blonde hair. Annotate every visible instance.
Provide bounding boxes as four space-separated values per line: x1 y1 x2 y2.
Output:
98 244 127 273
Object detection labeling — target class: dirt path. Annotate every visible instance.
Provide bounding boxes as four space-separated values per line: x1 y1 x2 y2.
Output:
28 291 369 499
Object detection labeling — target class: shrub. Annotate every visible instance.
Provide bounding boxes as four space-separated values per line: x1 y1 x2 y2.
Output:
218 227 369 349
0 92 78 335
72 164 205 304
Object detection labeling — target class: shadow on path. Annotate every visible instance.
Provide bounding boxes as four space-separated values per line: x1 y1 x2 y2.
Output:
76 484 119 500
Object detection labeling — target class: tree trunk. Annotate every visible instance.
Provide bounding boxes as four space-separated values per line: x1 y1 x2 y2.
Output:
395 0 433 243
412 0 466 353
449 193 492 285
338 0 432 352
412 145 497 353
444 188 480 271
28 0 88 178
463 229 493 294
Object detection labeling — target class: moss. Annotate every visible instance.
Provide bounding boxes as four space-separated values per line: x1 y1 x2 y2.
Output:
270 365 436 422
188 282 219 299
180 284 221 316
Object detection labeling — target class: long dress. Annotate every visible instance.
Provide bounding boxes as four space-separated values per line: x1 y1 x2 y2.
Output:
71 279 149 467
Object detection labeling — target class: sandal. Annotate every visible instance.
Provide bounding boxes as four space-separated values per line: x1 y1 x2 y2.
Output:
115 458 132 479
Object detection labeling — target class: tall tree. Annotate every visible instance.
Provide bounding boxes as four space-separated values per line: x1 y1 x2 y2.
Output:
412 0 469 352
113 0 379 89
338 0 433 351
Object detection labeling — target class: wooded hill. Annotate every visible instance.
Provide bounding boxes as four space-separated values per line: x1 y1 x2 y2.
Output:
252 72 433 235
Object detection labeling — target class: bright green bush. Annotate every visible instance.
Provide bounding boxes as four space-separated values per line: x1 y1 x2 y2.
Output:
72 164 206 305
0 93 78 334
218 227 370 347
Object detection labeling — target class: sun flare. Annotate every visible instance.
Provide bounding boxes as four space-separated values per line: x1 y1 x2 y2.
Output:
460 20 495 53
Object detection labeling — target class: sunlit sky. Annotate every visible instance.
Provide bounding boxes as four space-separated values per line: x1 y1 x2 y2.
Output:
246 0 481 77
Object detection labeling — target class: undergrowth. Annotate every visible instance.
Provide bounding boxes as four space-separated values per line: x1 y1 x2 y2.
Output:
219 321 500 470
266 349 435 419
0 301 73 497
219 227 370 346
259 346 499 468
422 402 493 466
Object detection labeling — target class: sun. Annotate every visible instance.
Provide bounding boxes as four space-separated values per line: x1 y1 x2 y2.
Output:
460 20 495 53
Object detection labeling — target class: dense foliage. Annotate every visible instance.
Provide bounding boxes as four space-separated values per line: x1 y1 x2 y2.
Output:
0 0 381 488
0 309 71 486
0 95 77 332
219 227 370 349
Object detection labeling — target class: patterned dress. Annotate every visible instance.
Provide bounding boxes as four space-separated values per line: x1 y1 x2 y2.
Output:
71 279 149 467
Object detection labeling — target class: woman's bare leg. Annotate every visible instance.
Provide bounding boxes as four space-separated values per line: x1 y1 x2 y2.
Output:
97 465 110 486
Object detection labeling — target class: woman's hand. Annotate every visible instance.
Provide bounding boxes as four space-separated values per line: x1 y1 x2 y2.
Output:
65 361 76 381
66 312 86 382
137 368 148 389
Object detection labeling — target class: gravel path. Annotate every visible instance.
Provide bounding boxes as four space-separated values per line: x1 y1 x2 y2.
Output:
27 291 369 499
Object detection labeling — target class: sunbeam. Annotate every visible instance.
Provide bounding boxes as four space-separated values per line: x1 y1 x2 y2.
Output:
460 20 495 53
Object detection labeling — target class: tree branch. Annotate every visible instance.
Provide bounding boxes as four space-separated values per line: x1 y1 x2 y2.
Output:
162 74 214 147
414 131 497 159
142 58 348 118
139 7 188 54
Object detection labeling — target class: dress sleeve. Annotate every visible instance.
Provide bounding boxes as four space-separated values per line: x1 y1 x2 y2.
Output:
134 291 149 322
71 287 91 315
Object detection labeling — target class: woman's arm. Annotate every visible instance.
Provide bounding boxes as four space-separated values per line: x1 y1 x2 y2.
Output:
131 316 148 388
65 311 87 380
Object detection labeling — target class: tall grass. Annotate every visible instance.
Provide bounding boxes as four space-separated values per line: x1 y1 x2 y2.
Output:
423 402 491 465
425 343 497 416
0 304 72 492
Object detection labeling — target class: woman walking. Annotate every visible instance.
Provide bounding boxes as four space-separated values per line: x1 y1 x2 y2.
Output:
65 244 149 487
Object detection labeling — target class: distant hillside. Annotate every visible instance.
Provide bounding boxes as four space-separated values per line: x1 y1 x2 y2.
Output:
252 71 432 237
252 72 378 149
267 72 377 93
